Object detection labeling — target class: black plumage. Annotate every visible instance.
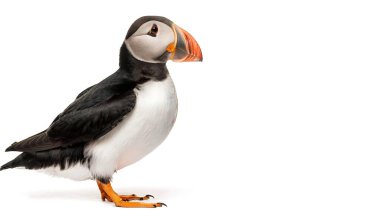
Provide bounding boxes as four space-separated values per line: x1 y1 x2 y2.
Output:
1 34 168 175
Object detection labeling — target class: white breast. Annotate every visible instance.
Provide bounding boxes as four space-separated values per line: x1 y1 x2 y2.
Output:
84 76 178 179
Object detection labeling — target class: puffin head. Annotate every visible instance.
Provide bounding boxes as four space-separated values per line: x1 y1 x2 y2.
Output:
124 16 203 64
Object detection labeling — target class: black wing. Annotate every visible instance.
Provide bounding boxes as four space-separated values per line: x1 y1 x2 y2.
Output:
6 69 138 152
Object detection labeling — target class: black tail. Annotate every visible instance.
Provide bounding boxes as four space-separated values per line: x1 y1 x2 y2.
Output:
0 153 28 171
1 146 87 171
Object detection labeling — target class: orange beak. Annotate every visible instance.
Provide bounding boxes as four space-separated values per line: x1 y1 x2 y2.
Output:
166 24 203 62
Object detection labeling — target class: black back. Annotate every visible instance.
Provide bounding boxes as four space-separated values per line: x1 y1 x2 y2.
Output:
1 26 169 174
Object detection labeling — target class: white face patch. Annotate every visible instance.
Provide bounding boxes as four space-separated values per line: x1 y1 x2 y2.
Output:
125 21 175 63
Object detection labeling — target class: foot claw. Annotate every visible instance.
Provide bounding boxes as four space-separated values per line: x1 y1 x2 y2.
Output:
146 194 155 199
157 202 167 207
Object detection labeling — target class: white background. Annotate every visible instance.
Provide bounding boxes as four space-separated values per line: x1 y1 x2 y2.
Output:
0 0 379 216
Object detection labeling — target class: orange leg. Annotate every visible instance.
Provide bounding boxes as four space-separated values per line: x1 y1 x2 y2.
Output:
96 181 113 202
96 180 166 208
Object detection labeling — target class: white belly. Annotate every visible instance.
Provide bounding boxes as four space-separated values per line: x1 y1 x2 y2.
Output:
84 76 178 178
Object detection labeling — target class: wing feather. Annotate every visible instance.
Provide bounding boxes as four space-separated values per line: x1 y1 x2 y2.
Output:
5 69 138 152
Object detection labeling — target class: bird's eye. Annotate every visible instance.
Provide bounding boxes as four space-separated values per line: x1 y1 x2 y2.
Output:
147 24 158 37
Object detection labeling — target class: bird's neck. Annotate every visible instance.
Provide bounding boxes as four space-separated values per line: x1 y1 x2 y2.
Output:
119 43 168 81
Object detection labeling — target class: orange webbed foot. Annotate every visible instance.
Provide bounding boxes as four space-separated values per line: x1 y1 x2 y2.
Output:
119 194 154 201
96 180 166 208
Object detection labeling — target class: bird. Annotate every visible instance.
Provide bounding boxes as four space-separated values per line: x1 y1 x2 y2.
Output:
0 16 202 208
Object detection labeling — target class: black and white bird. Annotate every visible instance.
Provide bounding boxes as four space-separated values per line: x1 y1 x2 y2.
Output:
0 16 202 208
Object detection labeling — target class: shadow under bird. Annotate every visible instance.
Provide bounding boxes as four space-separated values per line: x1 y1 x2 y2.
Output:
0 16 202 208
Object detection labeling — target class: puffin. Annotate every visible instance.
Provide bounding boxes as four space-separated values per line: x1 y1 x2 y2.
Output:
0 16 202 208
